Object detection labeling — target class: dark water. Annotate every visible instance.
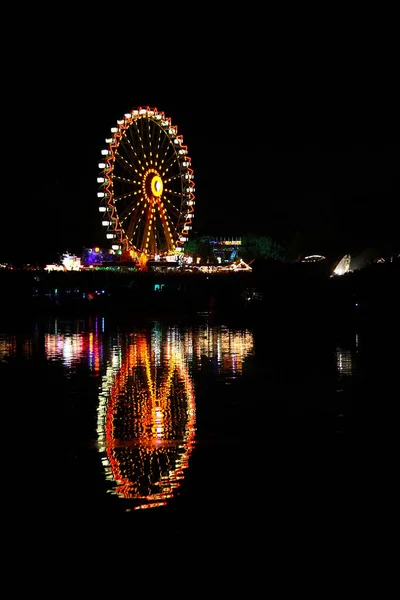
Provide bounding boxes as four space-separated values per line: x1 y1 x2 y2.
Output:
0 311 397 547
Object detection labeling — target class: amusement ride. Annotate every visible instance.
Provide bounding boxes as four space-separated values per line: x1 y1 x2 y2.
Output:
98 107 195 269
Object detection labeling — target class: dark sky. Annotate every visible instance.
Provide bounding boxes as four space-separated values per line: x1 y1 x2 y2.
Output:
3 28 399 265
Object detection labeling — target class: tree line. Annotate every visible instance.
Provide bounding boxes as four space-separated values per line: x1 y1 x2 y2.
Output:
184 234 284 264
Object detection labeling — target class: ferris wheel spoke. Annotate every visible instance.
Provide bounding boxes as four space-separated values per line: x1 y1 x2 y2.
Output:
145 119 157 158
161 156 179 178
150 124 160 160
113 190 140 207
158 137 175 162
117 195 141 219
112 174 139 186
146 121 154 154
113 160 137 180
164 208 184 229
118 137 141 169
164 188 185 201
135 120 146 156
162 195 181 214
158 126 172 155
165 172 184 184
156 138 173 166
162 206 183 231
153 130 165 163
127 124 145 160
138 118 146 148
121 128 140 154
124 212 145 243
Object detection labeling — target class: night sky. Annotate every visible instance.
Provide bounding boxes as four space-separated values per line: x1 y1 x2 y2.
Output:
3 32 399 265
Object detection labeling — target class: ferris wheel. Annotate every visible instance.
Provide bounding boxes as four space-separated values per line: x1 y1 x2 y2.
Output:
97 106 195 263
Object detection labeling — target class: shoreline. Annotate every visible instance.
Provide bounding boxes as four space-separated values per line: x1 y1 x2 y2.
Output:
0 261 398 330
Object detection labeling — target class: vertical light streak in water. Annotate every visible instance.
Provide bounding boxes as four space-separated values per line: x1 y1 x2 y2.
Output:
0 335 16 360
62 336 74 365
44 328 103 372
193 325 254 376
336 347 353 376
89 332 101 372
152 322 162 368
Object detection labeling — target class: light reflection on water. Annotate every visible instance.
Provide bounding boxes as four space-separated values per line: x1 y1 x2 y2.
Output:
94 323 254 511
0 315 368 521
0 316 255 514
96 328 197 511
336 347 353 377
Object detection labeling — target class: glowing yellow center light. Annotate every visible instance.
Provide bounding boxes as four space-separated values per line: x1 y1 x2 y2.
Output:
151 175 163 197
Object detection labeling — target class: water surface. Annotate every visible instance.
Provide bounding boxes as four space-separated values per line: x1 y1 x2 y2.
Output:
1 312 394 539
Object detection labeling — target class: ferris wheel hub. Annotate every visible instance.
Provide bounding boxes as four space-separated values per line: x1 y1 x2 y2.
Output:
142 168 163 200
151 174 163 197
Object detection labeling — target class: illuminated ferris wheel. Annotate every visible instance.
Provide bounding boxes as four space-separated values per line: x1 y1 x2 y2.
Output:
97 106 195 263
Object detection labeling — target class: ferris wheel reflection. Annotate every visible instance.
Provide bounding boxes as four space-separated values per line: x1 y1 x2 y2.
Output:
96 327 196 511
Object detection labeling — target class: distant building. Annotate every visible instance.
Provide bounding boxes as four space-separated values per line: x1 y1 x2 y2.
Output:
333 254 351 276
209 238 242 263
301 254 326 263
81 247 120 267
45 251 82 272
